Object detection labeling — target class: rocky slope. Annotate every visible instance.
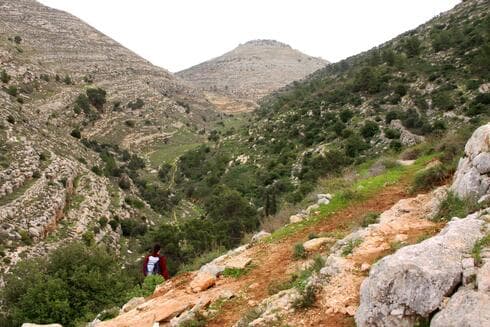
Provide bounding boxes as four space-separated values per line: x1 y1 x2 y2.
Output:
177 39 328 105
96 123 490 327
0 0 219 276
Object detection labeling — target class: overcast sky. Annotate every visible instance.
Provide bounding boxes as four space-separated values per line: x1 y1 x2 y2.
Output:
39 0 461 72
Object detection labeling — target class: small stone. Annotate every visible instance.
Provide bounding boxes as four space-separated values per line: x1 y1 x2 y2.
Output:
289 214 304 224
303 237 334 252
121 297 145 313
317 198 330 205
361 263 371 272
251 230 271 243
477 262 490 293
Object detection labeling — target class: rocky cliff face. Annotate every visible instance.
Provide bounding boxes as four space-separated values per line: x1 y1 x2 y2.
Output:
177 39 328 103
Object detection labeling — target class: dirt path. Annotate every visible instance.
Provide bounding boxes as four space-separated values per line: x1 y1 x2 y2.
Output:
206 182 413 327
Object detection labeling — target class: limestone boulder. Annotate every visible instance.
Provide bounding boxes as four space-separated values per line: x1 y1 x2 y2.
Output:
451 123 490 201
355 216 485 327
190 272 216 292
303 237 334 252
251 230 271 243
431 288 490 327
289 214 305 224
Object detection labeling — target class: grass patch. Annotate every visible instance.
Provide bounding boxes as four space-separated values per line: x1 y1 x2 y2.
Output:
410 162 449 194
472 234 490 266
341 238 363 257
293 243 307 260
435 192 481 221
222 266 253 278
268 153 436 242
236 307 263 327
147 129 203 167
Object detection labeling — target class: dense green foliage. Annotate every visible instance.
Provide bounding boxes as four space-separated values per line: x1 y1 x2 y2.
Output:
1 243 132 327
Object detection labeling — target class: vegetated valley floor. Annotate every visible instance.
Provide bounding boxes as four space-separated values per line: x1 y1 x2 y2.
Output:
185 160 443 327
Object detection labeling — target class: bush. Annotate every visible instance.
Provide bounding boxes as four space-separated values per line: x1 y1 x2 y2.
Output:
435 192 480 222
293 243 306 260
341 239 362 256
70 129 81 139
432 91 455 111
345 134 368 157
128 98 144 110
361 212 380 227
403 36 421 57
86 88 107 111
2 243 132 327
361 121 380 139
6 86 18 97
0 69 10 83
127 275 164 298
384 128 401 139
410 163 448 193
120 219 147 237
14 36 22 44
125 120 136 128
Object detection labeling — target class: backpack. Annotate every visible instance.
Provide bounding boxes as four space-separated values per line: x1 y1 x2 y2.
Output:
152 257 161 274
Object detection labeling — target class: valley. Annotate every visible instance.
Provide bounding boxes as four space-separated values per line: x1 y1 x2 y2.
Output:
0 0 489 326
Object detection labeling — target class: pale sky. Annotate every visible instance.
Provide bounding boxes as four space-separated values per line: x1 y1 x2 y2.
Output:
39 0 461 72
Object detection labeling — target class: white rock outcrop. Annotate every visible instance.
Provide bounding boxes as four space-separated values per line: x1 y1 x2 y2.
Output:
451 123 490 201
355 215 485 327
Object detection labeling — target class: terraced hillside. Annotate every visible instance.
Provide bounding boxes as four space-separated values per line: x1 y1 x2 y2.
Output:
0 0 221 277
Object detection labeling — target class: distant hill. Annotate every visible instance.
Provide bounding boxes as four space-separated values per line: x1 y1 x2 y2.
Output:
177 39 328 103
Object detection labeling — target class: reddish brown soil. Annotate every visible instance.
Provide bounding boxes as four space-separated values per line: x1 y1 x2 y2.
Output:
206 182 414 327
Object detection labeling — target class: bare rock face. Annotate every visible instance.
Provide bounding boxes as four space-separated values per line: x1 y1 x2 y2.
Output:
431 288 490 327
451 123 490 201
177 39 328 102
355 215 485 327
189 271 216 292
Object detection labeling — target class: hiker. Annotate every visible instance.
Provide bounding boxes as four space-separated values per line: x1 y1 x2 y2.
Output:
142 244 170 280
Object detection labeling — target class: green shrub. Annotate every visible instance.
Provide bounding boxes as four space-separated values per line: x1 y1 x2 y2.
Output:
128 274 164 298
361 212 380 227
472 234 490 266
2 243 132 327
293 285 316 309
63 75 72 85
435 192 480 222
70 129 81 139
403 36 421 57
432 91 455 111
0 69 10 83
361 120 380 139
293 243 307 260
222 267 248 278
410 163 448 193
128 98 144 110
14 36 22 44
384 128 401 139
6 86 18 97
98 217 108 228
125 120 136 128
86 88 107 111
341 239 362 256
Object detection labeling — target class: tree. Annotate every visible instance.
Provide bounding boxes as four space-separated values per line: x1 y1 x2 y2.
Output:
14 36 22 44
86 88 107 111
361 120 380 139
2 243 132 327
403 36 421 57
205 185 259 247
70 129 81 139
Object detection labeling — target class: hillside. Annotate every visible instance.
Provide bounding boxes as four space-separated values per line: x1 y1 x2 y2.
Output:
1 0 490 326
177 39 328 108
0 0 221 282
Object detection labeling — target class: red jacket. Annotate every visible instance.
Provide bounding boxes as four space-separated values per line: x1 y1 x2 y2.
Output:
143 254 170 280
